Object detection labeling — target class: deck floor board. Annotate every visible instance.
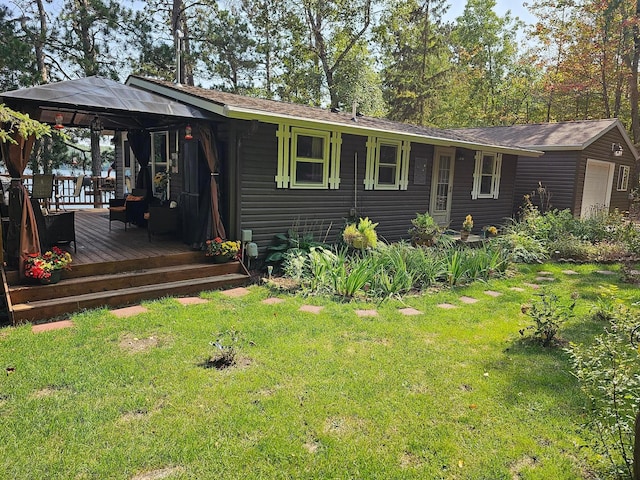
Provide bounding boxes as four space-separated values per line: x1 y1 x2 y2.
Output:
61 209 192 265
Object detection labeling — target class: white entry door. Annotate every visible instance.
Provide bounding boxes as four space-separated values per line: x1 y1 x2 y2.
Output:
581 159 614 218
430 147 455 225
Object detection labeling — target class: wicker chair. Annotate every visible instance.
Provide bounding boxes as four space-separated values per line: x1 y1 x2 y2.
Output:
108 188 147 231
146 202 180 241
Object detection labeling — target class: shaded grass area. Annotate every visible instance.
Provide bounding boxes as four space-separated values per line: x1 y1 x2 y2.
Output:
0 263 636 479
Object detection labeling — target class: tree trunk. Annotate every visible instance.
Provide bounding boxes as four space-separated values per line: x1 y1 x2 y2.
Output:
634 410 640 480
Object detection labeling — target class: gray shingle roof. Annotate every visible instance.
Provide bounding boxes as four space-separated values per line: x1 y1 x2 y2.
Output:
128 76 541 156
455 119 622 150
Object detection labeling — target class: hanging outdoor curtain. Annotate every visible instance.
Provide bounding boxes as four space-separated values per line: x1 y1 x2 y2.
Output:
0 129 39 275
194 123 226 239
127 129 153 200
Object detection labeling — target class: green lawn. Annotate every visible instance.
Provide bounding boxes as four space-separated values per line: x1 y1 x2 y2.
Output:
0 263 635 479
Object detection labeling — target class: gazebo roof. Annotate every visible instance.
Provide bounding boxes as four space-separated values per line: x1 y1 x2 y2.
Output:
0 76 209 131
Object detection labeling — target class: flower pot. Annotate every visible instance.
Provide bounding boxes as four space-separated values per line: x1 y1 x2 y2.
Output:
40 269 62 285
210 254 233 264
460 231 470 241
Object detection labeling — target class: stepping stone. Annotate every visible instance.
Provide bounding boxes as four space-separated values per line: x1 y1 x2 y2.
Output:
437 303 457 309
299 305 323 314
523 283 540 290
596 270 616 276
111 305 149 318
355 309 378 317
32 320 73 333
536 276 555 282
484 290 502 298
509 287 525 292
398 308 422 316
176 297 208 305
262 297 284 305
459 296 478 304
562 270 579 275
221 287 250 298
537 271 553 276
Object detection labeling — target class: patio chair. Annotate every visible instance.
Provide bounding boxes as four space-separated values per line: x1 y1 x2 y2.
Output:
108 188 147 231
55 174 84 210
31 174 55 210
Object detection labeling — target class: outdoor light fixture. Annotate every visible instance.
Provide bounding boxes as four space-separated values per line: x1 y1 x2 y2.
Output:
184 124 193 140
54 113 64 130
612 143 624 157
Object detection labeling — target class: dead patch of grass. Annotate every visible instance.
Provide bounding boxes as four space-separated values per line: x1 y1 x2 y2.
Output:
119 334 164 354
130 466 184 480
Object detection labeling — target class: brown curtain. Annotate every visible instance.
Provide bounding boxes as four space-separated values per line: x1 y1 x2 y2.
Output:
194 123 226 239
0 130 39 275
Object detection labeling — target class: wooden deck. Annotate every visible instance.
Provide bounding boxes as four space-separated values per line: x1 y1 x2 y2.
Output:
68 209 193 265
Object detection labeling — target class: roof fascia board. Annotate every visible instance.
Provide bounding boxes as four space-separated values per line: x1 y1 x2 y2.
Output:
230 108 542 156
128 76 542 157
126 76 227 117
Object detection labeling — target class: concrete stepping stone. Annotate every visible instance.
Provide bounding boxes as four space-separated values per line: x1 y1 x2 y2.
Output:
398 307 422 316
484 290 502 298
221 287 250 298
262 297 285 305
176 297 208 305
459 296 478 304
537 271 553 276
32 320 73 333
523 283 540 290
355 309 378 317
562 270 579 275
536 276 555 282
299 305 323 314
437 303 457 309
111 305 149 318
509 287 525 292
596 270 616 276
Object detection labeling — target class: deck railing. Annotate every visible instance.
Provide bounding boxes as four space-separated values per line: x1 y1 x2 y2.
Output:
21 174 117 209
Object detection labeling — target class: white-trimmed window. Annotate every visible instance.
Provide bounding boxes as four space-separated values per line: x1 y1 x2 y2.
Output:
364 136 410 190
471 151 502 199
275 125 342 189
617 165 630 191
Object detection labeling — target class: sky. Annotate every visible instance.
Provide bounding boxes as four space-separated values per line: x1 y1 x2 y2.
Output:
445 1 536 25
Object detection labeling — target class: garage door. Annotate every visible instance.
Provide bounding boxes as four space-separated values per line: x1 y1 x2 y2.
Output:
581 159 614 218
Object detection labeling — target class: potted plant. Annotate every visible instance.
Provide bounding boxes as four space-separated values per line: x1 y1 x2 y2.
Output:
205 237 240 263
408 212 441 247
461 215 473 241
342 217 378 250
23 246 72 284
483 225 498 238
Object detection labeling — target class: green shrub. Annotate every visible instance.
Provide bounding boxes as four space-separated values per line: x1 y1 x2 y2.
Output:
495 231 548 264
548 235 595 261
343 217 378 250
567 301 640 478
519 289 576 346
408 212 441 246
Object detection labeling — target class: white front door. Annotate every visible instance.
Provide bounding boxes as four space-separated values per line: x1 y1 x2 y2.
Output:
430 147 455 225
581 159 614 218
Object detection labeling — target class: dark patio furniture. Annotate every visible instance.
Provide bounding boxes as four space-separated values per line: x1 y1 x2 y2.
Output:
108 188 148 230
146 203 180 241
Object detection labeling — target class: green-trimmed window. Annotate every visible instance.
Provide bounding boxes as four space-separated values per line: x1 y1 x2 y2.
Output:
291 128 330 188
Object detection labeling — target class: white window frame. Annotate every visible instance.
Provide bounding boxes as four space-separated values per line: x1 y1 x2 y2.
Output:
364 137 411 191
471 151 502 199
374 139 402 189
276 125 341 190
617 165 630 191
150 131 170 198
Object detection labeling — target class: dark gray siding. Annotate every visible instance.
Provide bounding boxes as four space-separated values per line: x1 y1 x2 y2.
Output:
238 125 436 251
450 152 518 233
514 152 579 214
237 121 520 252
580 129 637 214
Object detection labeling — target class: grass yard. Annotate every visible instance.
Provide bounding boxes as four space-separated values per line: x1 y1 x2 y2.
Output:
0 263 636 479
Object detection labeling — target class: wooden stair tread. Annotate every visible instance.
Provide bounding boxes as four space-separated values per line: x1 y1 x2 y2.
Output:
12 273 249 312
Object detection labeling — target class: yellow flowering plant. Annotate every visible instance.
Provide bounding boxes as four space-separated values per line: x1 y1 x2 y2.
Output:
205 237 241 258
462 215 474 232
23 246 72 280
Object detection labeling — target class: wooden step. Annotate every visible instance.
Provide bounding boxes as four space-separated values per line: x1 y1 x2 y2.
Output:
12 273 249 324
9 262 242 303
